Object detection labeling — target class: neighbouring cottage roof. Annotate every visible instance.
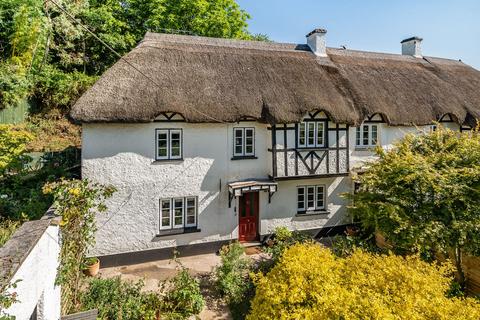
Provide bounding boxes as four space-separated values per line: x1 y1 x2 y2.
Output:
71 32 480 126
0 215 56 286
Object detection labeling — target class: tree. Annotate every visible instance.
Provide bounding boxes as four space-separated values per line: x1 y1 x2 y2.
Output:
1 0 263 111
248 243 480 320
349 126 480 285
0 124 33 175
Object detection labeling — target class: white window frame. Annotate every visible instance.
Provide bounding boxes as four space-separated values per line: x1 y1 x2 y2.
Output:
297 187 305 211
173 198 184 228
159 199 172 230
297 121 326 148
355 123 379 147
156 129 182 160
233 127 255 157
297 185 326 213
185 197 197 227
159 196 198 231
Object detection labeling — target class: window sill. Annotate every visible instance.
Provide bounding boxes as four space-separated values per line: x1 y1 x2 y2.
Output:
296 146 327 150
152 158 184 164
295 210 330 217
354 146 377 151
231 156 258 160
156 227 201 237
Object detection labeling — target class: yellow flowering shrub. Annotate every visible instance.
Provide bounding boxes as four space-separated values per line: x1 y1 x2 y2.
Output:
248 243 480 320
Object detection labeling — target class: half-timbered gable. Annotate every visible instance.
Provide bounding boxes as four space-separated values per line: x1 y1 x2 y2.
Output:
269 111 349 180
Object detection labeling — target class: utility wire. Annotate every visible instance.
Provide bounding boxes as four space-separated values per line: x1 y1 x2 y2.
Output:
46 0 228 124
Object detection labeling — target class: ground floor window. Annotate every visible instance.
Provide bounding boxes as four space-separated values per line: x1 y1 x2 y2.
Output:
160 196 197 230
297 185 326 213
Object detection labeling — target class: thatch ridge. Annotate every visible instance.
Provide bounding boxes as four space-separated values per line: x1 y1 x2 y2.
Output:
71 33 480 126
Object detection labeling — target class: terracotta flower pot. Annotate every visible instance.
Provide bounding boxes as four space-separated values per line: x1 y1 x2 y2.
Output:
83 258 100 276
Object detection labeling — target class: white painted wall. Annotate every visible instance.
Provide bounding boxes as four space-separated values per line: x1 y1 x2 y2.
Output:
350 122 460 169
5 225 61 320
82 118 460 256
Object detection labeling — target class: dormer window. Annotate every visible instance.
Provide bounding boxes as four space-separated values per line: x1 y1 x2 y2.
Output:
356 124 378 147
298 121 326 148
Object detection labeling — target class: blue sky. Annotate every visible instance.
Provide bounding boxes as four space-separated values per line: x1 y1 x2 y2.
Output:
237 0 480 69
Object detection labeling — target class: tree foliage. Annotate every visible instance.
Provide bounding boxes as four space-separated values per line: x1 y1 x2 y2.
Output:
0 0 265 111
0 124 33 175
248 243 480 320
349 127 480 283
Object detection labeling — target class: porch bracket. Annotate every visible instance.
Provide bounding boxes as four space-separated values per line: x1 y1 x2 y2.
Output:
228 191 234 208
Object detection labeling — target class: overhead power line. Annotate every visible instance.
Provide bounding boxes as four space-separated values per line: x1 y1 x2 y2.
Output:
46 0 227 123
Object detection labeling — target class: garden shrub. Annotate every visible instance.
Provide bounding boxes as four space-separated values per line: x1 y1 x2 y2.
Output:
215 242 254 319
0 124 33 175
264 226 312 264
163 268 204 318
248 243 480 320
80 277 161 320
331 232 380 258
349 127 480 285
215 242 252 304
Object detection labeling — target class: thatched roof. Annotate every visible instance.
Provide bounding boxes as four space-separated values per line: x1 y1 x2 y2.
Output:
71 32 480 126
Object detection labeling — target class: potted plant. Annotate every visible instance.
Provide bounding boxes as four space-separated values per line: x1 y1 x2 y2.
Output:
83 257 100 276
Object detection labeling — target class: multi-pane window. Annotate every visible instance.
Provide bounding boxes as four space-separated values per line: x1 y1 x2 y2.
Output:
159 196 197 230
355 124 379 147
297 185 326 213
298 121 326 148
156 129 182 160
233 128 255 157
185 197 197 227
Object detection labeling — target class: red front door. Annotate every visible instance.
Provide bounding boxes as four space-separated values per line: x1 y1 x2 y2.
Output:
238 192 259 242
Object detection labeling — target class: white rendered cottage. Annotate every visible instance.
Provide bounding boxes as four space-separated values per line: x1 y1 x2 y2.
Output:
71 29 480 262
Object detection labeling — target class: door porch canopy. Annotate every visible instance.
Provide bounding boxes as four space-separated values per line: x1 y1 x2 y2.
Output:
228 180 278 208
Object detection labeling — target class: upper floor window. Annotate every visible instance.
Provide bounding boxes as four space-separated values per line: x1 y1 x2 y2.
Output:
298 121 325 148
156 129 182 160
297 185 326 213
356 124 378 147
160 196 197 230
233 128 255 157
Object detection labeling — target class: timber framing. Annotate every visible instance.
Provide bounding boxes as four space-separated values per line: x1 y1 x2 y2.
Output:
269 112 350 180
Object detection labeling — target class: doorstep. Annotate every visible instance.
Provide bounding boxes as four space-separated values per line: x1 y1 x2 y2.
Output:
241 241 262 248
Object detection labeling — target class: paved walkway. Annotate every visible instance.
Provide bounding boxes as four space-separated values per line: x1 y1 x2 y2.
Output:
99 252 231 319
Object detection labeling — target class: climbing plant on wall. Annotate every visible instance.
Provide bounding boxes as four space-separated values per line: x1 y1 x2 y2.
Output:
43 179 115 315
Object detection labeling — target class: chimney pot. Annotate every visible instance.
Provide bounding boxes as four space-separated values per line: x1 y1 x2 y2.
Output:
306 28 327 57
401 36 423 58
